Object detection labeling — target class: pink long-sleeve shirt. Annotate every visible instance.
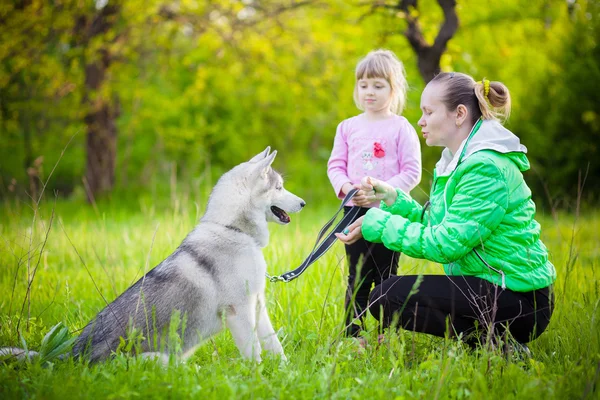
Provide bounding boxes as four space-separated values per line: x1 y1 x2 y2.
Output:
327 113 422 207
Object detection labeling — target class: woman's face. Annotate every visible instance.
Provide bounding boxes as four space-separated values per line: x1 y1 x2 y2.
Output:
418 83 457 148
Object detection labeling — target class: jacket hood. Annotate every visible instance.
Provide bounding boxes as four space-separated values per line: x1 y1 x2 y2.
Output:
436 119 530 176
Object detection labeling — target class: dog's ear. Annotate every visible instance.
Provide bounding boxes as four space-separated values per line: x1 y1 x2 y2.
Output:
257 150 277 177
248 146 271 163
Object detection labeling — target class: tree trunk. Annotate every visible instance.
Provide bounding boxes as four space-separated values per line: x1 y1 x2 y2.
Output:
398 0 458 83
84 94 118 201
415 48 445 84
79 4 121 202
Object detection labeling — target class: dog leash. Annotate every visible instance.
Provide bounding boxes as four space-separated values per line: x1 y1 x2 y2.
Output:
266 188 360 283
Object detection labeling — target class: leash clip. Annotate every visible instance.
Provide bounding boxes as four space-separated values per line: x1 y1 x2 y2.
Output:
265 272 289 283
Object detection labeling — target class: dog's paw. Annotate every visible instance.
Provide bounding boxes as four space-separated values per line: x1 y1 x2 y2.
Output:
139 352 170 366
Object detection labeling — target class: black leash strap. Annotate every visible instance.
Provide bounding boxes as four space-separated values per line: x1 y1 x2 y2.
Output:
267 189 360 283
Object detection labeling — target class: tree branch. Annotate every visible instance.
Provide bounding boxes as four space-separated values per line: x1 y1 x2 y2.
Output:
432 0 458 53
398 0 428 53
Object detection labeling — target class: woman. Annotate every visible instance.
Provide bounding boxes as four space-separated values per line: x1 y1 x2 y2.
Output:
336 72 556 351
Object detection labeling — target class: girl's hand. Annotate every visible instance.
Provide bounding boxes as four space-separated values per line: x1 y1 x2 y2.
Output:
342 182 374 207
341 182 355 196
350 185 372 207
335 216 364 245
360 176 397 206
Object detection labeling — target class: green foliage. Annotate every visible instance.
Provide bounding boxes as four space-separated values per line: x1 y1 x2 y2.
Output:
0 0 598 206
522 0 600 208
37 322 77 364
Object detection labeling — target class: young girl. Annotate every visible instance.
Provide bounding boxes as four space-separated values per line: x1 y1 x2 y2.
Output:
327 49 422 338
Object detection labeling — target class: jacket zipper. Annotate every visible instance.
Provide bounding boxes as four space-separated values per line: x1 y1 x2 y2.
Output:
442 119 506 287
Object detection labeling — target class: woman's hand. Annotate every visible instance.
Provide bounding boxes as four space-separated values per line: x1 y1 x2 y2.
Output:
359 176 398 206
335 216 364 245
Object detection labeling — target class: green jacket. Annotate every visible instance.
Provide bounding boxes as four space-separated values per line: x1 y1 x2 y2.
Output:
362 119 556 292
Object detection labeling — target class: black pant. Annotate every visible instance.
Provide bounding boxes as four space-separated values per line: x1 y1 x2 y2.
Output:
368 275 554 345
343 206 400 337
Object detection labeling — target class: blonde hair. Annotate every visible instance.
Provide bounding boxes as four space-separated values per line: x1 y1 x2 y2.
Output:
430 72 511 124
353 49 408 115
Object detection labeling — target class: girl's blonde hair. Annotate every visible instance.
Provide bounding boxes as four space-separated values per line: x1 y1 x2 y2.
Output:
353 49 408 115
430 72 512 124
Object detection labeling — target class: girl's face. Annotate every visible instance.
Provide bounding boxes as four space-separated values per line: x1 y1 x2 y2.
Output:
357 76 392 116
418 83 459 149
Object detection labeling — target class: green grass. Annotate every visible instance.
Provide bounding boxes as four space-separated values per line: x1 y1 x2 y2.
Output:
0 192 598 399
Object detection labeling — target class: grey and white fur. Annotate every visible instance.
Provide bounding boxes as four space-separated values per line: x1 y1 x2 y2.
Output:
1 147 304 364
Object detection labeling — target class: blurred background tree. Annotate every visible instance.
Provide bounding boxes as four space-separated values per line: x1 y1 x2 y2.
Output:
522 0 600 209
0 0 598 210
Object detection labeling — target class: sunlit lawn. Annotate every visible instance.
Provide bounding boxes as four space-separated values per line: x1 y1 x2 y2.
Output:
0 191 598 399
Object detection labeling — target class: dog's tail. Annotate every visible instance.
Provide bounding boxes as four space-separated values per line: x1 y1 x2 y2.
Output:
0 322 75 364
0 347 40 361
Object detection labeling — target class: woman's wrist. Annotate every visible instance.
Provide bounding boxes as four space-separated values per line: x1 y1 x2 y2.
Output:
382 188 398 206
372 179 397 206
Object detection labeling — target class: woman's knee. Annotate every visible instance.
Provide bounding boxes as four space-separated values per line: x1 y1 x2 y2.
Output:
368 285 389 325
368 276 422 322
369 277 401 320
368 284 386 321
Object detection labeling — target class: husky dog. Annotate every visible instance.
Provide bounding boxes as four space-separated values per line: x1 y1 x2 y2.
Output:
1 147 304 363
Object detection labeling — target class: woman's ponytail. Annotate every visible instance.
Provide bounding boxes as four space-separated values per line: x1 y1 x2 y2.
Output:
474 79 511 122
